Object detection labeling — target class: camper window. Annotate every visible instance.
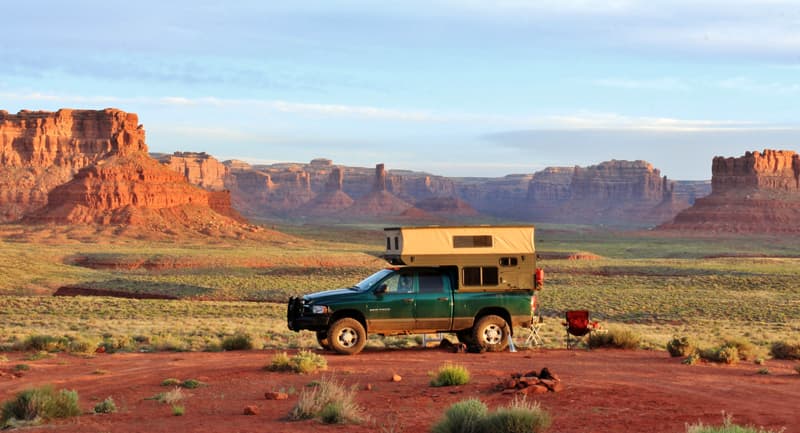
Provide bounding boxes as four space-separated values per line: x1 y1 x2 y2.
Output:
463 266 499 286
499 257 518 267
453 235 492 248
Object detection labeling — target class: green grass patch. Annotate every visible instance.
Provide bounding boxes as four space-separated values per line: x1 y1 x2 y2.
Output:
266 350 327 374
93 397 117 414
686 413 782 433
586 326 641 349
432 396 550 433
1 385 81 428
430 363 471 387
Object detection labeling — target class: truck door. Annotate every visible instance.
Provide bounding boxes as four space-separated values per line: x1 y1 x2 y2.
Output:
413 269 452 330
366 271 415 332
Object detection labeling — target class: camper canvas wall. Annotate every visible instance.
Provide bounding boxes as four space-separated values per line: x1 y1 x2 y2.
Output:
383 226 536 292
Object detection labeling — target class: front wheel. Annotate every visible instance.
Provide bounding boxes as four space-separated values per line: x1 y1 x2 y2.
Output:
472 315 510 352
328 318 367 355
316 331 332 351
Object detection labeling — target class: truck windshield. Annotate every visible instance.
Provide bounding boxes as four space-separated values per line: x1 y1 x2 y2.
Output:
352 269 393 291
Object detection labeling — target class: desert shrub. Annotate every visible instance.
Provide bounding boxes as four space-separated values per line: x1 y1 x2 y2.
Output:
722 337 762 361
148 387 184 405
482 395 551 433
24 351 52 361
1 385 81 427
267 350 327 374
93 397 117 414
221 332 254 351
151 335 190 352
700 346 739 365
288 377 361 423
430 363 471 387
67 336 100 354
14 364 30 371
756 368 769 375
431 398 487 433
794 364 800 375
161 378 181 386
587 327 641 350
686 413 781 433
770 340 800 360
22 335 69 352
172 405 185 416
682 353 701 365
181 379 204 389
99 336 135 354
667 336 696 357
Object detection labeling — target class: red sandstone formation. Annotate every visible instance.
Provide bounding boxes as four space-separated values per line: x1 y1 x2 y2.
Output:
345 164 414 217
0 108 248 235
157 152 229 191
297 166 354 216
525 160 688 225
0 108 146 221
661 149 800 233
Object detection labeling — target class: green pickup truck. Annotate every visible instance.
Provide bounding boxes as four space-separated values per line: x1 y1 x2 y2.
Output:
287 226 541 355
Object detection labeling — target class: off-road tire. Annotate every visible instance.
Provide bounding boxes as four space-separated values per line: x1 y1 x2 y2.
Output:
316 331 332 351
472 315 509 352
328 318 367 355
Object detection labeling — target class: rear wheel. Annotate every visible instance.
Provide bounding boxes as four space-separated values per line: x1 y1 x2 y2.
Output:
328 318 367 355
316 331 332 351
472 315 509 352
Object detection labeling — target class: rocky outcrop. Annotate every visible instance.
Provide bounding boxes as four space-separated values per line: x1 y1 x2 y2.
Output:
661 149 800 232
520 160 688 225
298 166 354 215
157 151 229 191
346 164 414 217
0 108 146 221
26 152 244 227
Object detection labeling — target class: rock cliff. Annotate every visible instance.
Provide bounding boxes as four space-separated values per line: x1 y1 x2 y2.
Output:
661 149 800 232
521 160 688 224
0 108 146 221
1 108 247 235
157 151 229 191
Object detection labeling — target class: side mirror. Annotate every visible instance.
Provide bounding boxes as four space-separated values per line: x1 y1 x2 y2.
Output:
374 284 387 295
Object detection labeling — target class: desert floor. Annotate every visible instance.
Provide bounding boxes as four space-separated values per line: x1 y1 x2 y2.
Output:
1 347 798 433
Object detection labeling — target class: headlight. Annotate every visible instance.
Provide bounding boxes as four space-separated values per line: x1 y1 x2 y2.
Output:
311 305 329 315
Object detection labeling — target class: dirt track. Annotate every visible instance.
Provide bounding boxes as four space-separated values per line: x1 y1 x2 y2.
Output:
1 348 798 433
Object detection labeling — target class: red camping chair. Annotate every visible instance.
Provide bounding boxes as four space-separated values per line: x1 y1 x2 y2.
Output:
563 310 597 348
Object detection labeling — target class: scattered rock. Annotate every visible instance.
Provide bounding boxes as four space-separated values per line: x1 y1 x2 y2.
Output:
497 368 563 394
391 374 402 382
243 406 258 415
364 383 373 391
264 392 288 400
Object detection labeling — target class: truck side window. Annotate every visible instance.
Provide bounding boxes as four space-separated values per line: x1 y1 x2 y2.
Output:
418 273 444 293
463 267 482 286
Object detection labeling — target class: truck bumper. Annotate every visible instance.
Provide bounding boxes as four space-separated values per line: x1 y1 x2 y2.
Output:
287 297 331 332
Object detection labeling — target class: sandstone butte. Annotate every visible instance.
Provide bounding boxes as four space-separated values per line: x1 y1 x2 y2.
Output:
0 108 249 236
660 149 800 233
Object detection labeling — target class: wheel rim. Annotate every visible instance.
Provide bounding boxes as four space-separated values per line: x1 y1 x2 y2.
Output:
483 324 503 345
337 327 358 348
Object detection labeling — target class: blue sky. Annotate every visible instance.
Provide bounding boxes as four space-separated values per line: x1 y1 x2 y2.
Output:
2 1 799 179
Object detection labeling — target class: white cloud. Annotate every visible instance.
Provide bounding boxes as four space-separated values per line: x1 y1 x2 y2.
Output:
716 77 800 94
592 77 690 91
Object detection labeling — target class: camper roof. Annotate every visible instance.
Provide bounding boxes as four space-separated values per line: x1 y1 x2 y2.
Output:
384 226 535 256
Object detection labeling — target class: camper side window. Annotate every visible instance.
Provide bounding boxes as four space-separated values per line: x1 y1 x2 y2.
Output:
453 235 492 248
463 266 499 286
499 257 518 267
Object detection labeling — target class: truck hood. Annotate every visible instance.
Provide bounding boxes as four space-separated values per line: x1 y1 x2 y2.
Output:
303 288 360 303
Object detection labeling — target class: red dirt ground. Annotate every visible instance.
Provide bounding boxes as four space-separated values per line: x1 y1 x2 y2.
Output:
1 348 798 433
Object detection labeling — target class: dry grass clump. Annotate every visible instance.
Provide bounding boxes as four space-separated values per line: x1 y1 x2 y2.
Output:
266 350 327 374
1 385 81 428
288 377 362 424
587 326 641 349
686 413 782 433
93 397 117 414
431 398 487 433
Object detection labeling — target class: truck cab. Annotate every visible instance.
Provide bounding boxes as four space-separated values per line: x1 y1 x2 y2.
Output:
287 226 541 355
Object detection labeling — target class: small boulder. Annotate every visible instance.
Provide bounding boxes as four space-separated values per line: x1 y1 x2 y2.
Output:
391 374 402 382
243 406 258 415
264 392 288 400
518 385 549 395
